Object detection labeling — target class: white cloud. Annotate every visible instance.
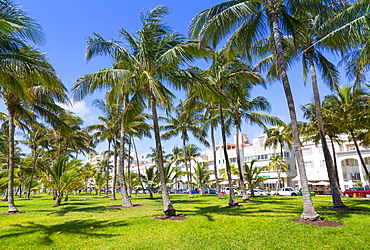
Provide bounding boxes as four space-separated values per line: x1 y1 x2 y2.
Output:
58 100 99 125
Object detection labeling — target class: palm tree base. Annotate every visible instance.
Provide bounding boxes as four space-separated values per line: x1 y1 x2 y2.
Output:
164 208 176 216
301 212 320 221
242 195 250 201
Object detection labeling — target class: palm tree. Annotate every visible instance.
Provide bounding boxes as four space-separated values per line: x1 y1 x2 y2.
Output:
316 0 369 83
19 123 48 199
201 101 225 199
168 146 184 190
87 99 119 197
161 103 209 198
300 102 343 195
290 4 346 208
46 110 87 159
42 155 82 206
225 90 281 201
190 0 321 220
143 166 157 199
73 5 208 216
1 46 68 212
324 85 370 182
201 51 263 206
244 160 268 197
264 125 293 192
192 162 212 196
268 155 289 194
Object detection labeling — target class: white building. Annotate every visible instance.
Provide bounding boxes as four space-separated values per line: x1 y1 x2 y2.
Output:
87 132 370 193
297 134 370 192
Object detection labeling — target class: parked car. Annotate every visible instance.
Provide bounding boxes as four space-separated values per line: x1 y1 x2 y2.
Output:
203 188 217 194
270 187 299 196
343 187 370 198
192 189 200 194
246 189 270 196
176 189 187 194
221 187 239 195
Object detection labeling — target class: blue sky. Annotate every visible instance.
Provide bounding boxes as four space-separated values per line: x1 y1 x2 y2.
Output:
12 0 342 159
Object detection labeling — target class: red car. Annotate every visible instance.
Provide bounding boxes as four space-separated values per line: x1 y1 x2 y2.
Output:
343 187 370 198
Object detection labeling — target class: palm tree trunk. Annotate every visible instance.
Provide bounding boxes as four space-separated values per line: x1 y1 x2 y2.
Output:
211 126 223 199
349 130 370 179
111 135 118 200
26 149 38 199
127 137 132 196
104 140 111 198
119 97 133 207
273 146 283 195
54 192 62 206
236 126 249 201
7 106 18 213
329 136 341 187
270 14 319 220
2 189 8 201
150 94 176 216
219 105 238 206
183 134 194 198
308 53 345 208
133 137 146 194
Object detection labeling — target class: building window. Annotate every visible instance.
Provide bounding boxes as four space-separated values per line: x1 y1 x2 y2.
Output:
302 148 312 155
321 160 326 168
346 144 356 151
284 152 290 158
304 161 313 168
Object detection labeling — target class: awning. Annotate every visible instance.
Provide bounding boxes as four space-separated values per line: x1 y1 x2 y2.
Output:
263 179 278 184
312 181 330 186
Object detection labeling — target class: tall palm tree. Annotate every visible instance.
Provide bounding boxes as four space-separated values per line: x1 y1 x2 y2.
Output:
1 47 68 212
324 85 370 181
168 146 184 190
161 102 209 198
190 0 321 220
87 99 119 197
224 90 281 201
19 123 48 199
300 102 343 194
201 101 225 199
200 51 263 206
264 125 293 191
73 5 209 216
290 4 346 208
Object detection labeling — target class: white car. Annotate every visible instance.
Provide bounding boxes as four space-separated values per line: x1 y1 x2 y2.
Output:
270 187 299 196
246 189 270 196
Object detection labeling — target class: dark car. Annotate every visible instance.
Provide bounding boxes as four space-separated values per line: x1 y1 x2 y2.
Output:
176 189 188 194
343 187 370 198
203 188 217 194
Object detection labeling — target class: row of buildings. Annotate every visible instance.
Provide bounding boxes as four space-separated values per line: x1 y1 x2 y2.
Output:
87 132 370 194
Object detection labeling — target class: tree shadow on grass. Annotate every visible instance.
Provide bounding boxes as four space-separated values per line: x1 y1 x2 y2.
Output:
2 219 126 246
46 205 110 217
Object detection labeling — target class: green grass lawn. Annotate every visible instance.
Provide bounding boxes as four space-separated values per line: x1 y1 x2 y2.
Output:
0 193 369 250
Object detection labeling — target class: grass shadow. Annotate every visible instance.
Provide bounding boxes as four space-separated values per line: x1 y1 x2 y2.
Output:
47 205 109 216
3 219 126 246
